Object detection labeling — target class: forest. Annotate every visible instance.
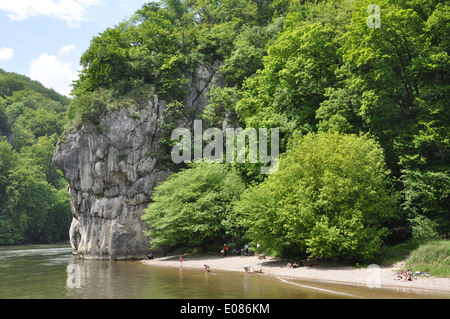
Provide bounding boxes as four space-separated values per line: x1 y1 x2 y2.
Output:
2 0 449 263
0 69 72 244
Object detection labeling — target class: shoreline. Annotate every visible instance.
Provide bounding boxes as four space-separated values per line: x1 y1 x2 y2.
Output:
141 254 450 295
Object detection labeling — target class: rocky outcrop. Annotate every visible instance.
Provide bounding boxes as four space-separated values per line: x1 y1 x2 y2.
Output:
54 95 170 259
53 64 219 260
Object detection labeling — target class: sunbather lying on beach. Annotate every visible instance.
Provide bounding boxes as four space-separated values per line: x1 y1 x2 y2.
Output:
287 262 304 268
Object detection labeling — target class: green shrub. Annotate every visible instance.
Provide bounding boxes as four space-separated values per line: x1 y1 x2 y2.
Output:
236 132 400 262
142 163 245 251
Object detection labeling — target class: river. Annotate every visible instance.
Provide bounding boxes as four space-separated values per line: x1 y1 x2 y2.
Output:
0 245 447 299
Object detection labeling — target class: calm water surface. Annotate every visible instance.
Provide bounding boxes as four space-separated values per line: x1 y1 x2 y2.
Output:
0 245 447 299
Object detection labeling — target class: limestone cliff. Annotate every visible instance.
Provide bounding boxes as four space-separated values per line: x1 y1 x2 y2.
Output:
54 64 218 260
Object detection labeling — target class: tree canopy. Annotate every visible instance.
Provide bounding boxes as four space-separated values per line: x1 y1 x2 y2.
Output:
0 70 71 244
142 163 245 250
235 132 400 261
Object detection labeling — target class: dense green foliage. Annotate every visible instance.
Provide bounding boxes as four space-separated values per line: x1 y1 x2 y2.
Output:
68 0 285 125
0 70 72 244
235 132 400 261
142 163 245 250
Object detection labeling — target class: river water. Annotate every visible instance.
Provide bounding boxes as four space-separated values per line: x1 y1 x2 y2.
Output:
0 245 448 299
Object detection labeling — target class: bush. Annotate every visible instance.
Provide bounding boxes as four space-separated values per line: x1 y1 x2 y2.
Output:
141 163 245 251
236 132 400 262
67 88 111 124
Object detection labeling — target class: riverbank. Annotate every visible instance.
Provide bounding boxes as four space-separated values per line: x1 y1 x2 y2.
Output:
142 254 450 295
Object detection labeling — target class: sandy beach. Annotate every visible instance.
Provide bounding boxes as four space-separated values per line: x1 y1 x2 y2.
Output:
142 254 450 295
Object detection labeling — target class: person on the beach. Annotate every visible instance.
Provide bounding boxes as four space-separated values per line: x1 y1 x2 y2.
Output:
244 243 249 256
258 252 266 260
222 244 228 257
404 270 415 281
394 270 405 280
244 265 263 274
180 256 182 267
287 262 303 268
204 264 211 273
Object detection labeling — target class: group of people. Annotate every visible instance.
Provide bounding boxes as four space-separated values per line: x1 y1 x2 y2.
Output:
221 242 263 257
394 270 416 281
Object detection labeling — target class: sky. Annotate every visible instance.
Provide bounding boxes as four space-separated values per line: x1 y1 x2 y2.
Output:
0 0 150 97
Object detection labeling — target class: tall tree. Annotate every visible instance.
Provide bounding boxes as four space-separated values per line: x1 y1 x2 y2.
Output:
236 132 400 261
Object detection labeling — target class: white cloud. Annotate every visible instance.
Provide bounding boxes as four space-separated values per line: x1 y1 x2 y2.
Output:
29 52 79 96
58 44 75 56
0 47 14 60
0 0 104 28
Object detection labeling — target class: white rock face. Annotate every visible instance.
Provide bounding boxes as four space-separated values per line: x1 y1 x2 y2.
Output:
54 97 170 260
